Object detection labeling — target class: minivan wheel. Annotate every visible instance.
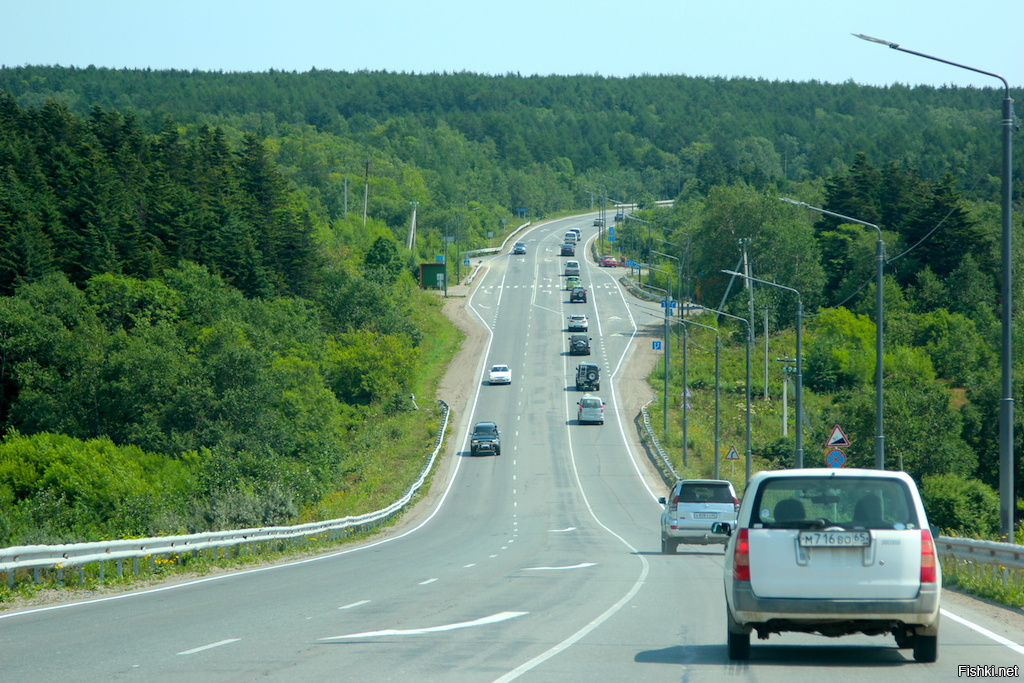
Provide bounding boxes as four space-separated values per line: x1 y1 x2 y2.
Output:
912 634 937 662
727 628 750 660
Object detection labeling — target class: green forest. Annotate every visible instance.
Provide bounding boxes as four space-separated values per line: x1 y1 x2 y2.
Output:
0 66 1020 545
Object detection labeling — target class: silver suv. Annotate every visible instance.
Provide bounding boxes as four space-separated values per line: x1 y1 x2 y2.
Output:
713 468 941 662
659 479 738 553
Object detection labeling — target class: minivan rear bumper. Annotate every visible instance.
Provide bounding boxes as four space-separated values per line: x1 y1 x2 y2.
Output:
730 581 941 628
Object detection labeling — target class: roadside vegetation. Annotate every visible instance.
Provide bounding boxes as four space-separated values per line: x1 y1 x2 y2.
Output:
0 67 1019 575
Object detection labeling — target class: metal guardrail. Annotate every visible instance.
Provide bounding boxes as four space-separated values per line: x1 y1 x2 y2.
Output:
0 400 451 587
640 400 678 484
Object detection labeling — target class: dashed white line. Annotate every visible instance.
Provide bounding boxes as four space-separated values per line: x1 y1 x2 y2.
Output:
339 600 370 610
419 578 438 585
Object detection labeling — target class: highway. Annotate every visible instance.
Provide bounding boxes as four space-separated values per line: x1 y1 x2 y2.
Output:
2 215 1024 680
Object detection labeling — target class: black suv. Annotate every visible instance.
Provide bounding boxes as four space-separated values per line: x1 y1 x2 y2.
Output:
569 286 587 303
575 363 600 391
568 333 592 355
470 422 501 456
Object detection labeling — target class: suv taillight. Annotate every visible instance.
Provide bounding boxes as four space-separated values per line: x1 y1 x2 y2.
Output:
733 528 750 581
732 495 740 513
920 529 937 584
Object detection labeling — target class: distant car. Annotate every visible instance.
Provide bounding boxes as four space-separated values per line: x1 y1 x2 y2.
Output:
575 362 600 391
568 314 588 331
470 422 501 456
658 479 738 553
565 275 581 290
560 243 576 256
593 217 604 227
601 255 619 267
614 211 625 222
577 395 605 424
569 286 587 303
714 468 941 662
512 242 527 255
488 363 511 385
568 333 591 355
564 260 580 276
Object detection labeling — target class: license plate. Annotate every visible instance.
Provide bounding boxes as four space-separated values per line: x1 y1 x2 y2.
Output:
799 530 871 547
692 512 719 520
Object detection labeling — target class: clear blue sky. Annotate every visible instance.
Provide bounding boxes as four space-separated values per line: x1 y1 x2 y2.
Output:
4 0 1022 90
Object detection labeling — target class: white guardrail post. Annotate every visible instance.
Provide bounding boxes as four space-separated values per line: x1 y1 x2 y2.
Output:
1 400 450 588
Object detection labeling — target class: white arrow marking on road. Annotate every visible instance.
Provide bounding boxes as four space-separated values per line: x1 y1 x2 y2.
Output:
321 611 528 639
523 563 596 571
177 638 240 655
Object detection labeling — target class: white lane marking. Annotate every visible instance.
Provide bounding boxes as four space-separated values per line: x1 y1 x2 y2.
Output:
419 578 438 585
548 527 577 533
523 563 596 571
177 638 240 655
321 611 528 640
464 563 477 568
339 600 370 610
941 608 1024 656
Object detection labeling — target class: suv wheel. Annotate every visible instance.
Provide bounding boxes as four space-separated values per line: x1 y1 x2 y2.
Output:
727 611 751 660
594 383 600 391
912 634 937 663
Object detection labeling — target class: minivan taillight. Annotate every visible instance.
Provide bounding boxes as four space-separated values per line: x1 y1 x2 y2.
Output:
920 529 937 584
732 495 740 513
733 528 750 581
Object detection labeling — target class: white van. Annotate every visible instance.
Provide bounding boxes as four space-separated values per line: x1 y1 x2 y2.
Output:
564 231 578 244
564 260 580 276
715 468 941 662
576 395 605 424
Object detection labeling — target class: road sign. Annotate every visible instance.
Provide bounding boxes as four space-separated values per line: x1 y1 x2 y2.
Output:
608 227 615 241
463 259 470 267
661 300 677 308
826 425 850 447
725 446 740 461
436 255 445 263
826 448 846 468
652 340 662 350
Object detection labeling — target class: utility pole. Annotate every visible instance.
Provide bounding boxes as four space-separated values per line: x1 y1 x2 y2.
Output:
362 160 370 227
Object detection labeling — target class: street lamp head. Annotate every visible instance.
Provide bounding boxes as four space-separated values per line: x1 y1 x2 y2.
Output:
853 33 898 48
779 197 808 209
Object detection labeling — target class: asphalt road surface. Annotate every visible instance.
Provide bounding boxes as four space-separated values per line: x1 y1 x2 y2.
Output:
2 215 1024 681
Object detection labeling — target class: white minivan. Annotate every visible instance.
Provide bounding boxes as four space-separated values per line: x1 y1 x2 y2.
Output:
564 231 578 244
564 260 580 276
714 468 941 662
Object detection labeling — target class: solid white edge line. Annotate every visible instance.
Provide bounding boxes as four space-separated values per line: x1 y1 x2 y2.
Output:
940 608 1024 656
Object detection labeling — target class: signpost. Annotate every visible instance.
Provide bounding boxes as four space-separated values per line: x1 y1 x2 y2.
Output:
825 425 849 468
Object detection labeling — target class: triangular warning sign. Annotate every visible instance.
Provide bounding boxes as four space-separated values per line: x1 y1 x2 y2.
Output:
826 425 850 447
725 446 740 460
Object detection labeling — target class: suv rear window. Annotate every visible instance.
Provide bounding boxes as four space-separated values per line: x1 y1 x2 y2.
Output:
678 483 733 504
749 476 920 530
580 398 601 408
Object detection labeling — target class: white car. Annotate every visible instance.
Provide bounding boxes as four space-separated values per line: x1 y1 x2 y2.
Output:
714 468 941 662
488 364 512 385
564 260 580 276
577 395 605 424
568 314 588 331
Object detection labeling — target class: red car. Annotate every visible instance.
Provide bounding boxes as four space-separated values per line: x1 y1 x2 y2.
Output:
601 255 619 267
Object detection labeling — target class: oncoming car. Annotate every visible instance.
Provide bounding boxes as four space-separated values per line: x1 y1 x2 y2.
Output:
512 242 527 255
713 468 941 662
488 364 511 385
470 422 501 455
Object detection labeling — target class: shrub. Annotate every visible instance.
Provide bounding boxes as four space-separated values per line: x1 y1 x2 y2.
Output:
921 473 999 538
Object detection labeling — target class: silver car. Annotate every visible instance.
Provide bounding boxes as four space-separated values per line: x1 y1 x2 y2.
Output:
713 468 941 662
576 395 604 424
659 479 738 553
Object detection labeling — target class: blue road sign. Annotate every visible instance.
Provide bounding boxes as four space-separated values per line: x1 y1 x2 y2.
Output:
608 227 615 241
826 448 846 468
652 340 662 350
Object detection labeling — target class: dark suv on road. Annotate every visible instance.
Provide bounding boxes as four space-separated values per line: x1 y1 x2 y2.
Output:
569 286 587 303
568 333 592 355
470 422 501 456
575 363 600 390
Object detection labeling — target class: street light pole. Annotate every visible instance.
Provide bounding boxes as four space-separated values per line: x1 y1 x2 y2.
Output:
724 271 804 469
781 198 886 470
707 307 753 483
854 33 1016 540
679 318 721 478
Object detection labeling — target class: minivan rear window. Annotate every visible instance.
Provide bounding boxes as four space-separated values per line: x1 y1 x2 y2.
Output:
581 398 601 408
749 476 919 530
